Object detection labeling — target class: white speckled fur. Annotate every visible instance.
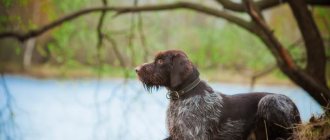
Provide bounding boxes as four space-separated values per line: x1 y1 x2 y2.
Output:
257 94 298 126
167 91 223 140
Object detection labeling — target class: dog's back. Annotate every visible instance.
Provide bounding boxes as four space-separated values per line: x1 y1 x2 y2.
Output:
222 92 300 140
167 91 300 140
216 93 267 139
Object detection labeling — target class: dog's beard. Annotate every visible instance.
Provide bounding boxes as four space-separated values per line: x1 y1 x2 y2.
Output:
142 83 160 93
138 73 166 92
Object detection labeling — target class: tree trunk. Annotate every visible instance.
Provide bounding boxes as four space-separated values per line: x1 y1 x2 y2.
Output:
286 0 329 107
287 0 327 86
23 38 36 70
244 0 330 107
280 67 330 107
257 30 330 107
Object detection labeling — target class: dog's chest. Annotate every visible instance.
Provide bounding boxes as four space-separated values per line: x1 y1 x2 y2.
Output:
166 92 224 140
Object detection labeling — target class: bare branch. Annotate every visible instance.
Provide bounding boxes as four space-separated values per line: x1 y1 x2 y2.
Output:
93 1 109 119
103 34 126 68
244 0 330 107
215 0 287 12
0 2 252 42
250 65 277 90
215 0 330 12
127 0 138 67
288 38 303 48
136 2 149 62
249 38 303 89
243 0 296 69
96 0 108 49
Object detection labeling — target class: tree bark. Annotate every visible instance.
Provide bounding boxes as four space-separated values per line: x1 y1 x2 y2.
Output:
287 69 330 107
215 0 330 12
287 0 327 86
244 0 330 107
23 38 36 70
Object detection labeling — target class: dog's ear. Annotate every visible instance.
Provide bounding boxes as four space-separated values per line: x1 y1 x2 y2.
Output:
170 54 193 88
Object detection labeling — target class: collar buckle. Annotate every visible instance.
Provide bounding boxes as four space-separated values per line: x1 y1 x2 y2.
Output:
166 78 201 100
166 91 180 100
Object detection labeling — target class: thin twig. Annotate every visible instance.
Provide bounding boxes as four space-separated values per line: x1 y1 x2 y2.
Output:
249 38 303 89
103 34 126 68
244 0 296 69
250 65 277 90
137 3 149 62
93 0 108 137
127 0 138 67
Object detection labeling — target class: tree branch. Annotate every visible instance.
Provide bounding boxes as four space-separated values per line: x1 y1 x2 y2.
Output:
94 0 108 80
136 2 149 62
249 38 303 89
244 0 296 69
103 34 126 68
244 0 330 107
127 0 138 67
96 0 108 49
215 0 277 12
215 0 330 12
0 2 252 42
250 65 277 90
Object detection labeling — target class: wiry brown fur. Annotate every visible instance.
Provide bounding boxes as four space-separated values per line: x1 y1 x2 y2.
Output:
135 50 301 140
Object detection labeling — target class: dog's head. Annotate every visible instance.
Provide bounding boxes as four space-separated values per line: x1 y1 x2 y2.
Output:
135 50 198 91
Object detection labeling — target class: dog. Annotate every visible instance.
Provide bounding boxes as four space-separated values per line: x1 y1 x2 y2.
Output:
135 50 301 140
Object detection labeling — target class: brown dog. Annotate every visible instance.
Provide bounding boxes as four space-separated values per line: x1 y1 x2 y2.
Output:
135 50 300 140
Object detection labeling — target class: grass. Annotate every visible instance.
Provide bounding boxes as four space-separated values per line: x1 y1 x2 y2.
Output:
293 112 330 140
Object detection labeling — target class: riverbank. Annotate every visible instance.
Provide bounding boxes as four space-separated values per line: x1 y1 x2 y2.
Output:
1 62 294 86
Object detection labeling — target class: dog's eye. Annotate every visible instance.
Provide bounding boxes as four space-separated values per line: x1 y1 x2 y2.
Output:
157 59 164 65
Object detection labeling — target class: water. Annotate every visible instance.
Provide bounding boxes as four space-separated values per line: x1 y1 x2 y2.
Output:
0 75 323 140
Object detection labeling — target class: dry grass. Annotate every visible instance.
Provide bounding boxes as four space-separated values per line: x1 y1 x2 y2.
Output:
293 112 330 140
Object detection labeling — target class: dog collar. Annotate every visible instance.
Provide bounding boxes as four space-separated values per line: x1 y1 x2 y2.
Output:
167 78 201 100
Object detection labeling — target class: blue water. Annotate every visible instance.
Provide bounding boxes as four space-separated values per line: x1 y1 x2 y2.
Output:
0 75 323 140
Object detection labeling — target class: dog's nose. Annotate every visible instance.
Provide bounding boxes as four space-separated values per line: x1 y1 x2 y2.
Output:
135 66 141 73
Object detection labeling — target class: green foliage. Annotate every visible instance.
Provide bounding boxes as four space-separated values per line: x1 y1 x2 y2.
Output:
1 0 13 7
3 0 329 82
15 46 21 55
52 0 90 13
19 0 28 6
182 23 274 72
0 15 8 32
49 23 74 63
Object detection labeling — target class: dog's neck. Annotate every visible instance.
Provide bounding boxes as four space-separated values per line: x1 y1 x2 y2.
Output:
168 68 200 91
167 69 214 100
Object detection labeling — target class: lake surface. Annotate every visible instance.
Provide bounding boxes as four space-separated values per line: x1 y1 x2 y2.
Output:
0 75 323 140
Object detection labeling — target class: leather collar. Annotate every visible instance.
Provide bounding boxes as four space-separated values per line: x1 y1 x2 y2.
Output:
167 78 201 100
